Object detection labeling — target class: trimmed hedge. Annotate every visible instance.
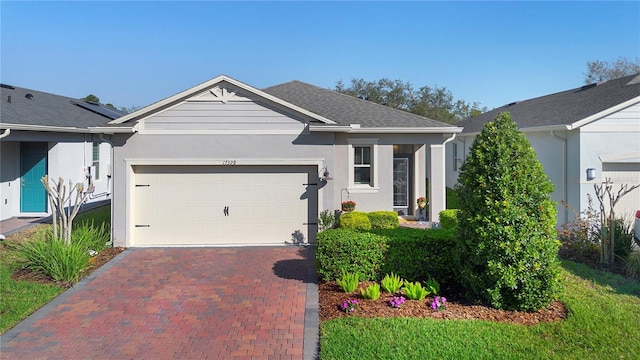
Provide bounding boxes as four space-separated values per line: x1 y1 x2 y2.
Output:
316 227 457 284
316 229 388 281
439 209 459 230
367 211 399 229
339 211 372 231
372 228 457 284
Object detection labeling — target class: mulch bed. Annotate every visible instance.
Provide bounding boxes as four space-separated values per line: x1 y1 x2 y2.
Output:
319 281 568 325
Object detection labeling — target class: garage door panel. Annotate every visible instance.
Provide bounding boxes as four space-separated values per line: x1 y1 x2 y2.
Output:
602 163 640 221
132 165 316 246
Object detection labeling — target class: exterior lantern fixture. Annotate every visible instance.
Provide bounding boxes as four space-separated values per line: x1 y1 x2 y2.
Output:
586 168 596 181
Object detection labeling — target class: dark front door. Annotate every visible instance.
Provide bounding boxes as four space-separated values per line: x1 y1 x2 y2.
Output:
393 157 410 215
20 142 48 212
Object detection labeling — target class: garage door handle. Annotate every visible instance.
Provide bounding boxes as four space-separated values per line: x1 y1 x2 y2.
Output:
223 206 229 216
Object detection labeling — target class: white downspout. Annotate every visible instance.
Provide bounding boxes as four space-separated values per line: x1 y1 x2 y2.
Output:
99 133 115 246
0 129 10 139
551 130 568 225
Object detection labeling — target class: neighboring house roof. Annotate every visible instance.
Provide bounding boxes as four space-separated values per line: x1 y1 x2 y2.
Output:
0 84 125 132
458 73 640 134
263 80 454 129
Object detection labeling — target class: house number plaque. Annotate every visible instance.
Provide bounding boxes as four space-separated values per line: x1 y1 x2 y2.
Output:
222 160 236 166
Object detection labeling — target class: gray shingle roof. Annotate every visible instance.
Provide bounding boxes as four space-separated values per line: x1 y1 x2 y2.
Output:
263 80 453 128
0 84 125 129
458 73 640 133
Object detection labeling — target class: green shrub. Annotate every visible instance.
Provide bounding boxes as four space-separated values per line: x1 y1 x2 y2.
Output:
625 251 640 279
336 270 360 293
339 212 372 231
455 112 562 311
610 218 634 261
373 228 457 284
361 283 381 300
381 273 404 294
425 278 440 295
439 209 459 230
402 281 429 300
15 236 90 284
316 229 388 281
366 211 399 229
318 209 338 231
72 221 110 252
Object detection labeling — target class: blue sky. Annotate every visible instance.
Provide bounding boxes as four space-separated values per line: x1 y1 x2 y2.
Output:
1 1 638 111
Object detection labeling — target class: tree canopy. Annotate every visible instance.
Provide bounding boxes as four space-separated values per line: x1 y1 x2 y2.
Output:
80 94 139 113
334 78 486 124
583 57 640 84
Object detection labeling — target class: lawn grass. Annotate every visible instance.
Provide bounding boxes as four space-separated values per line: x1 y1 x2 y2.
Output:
319 260 640 359
0 205 111 334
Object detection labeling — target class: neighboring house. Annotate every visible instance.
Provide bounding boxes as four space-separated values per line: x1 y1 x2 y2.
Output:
446 73 640 225
0 84 125 222
93 75 461 247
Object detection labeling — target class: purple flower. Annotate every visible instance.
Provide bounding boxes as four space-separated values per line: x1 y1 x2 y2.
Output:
389 296 406 308
430 296 447 311
340 298 358 313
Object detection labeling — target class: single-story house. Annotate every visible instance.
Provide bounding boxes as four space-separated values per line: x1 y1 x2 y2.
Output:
0 84 124 222
446 73 640 225
93 75 462 247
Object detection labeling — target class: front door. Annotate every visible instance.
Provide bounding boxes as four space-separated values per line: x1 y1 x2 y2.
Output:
393 157 410 215
20 142 48 213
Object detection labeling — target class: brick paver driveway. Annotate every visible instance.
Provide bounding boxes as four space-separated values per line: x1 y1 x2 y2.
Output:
1 247 318 359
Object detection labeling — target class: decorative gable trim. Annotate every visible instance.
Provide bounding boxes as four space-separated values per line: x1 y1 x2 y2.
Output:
108 75 337 126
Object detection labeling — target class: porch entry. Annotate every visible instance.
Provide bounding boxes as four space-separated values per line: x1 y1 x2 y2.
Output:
393 145 414 216
20 142 48 213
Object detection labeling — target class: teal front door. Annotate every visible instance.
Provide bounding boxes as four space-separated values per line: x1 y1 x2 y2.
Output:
20 142 48 212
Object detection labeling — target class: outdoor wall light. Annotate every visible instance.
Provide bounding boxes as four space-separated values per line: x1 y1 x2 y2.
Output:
586 168 596 181
320 166 333 181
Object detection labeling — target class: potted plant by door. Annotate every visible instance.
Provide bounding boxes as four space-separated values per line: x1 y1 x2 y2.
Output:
341 200 356 212
417 197 427 209
416 196 428 221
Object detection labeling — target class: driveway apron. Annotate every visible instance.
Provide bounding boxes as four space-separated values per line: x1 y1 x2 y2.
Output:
1 247 318 360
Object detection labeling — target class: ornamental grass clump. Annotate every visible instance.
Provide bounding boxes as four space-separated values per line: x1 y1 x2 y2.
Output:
402 281 429 301
360 283 381 300
381 273 404 294
336 270 360 293
455 112 562 311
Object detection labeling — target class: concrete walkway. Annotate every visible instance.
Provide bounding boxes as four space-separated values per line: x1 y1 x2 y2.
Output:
1 247 319 359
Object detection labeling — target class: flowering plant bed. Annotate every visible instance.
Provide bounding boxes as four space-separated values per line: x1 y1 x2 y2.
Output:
319 281 567 326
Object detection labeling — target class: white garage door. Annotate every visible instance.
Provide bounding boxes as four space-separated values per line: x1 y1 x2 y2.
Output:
132 165 318 246
602 162 640 222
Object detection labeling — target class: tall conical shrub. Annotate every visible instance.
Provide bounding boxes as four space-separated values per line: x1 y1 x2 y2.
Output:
455 112 561 311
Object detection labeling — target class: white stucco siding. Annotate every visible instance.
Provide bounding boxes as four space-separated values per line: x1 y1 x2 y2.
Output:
445 136 473 189
526 132 568 224
0 132 112 220
579 134 640 222
0 142 20 220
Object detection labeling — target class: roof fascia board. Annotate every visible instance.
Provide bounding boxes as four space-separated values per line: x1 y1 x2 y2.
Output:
0 123 91 133
570 95 640 129
88 126 136 134
461 124 571 137
309 125 462 134
109 75 337 126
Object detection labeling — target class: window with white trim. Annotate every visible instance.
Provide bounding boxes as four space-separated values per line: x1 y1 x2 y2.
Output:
348 138 379 191
354 146 372 184
452 142 458 172
92 142 100 180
